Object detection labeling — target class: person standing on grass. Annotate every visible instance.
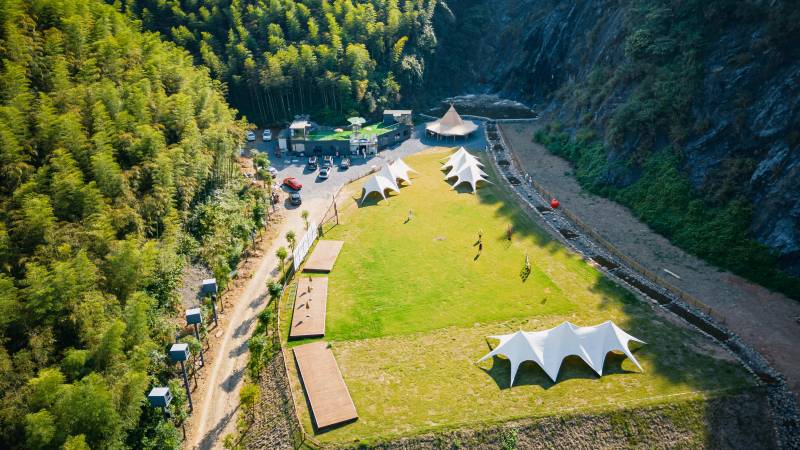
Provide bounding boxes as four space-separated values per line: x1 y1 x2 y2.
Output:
407 209 413 222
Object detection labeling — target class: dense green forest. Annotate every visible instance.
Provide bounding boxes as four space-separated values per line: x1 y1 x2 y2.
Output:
110 0 439 124
0 0 268 448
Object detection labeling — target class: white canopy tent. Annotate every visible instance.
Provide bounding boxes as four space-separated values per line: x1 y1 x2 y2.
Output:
360 172 399 204
450 163 491 192
376 164 401 191
389 158 417 185
444 156 486 179
442 148 483 171
442 147 469 167
478 321 645 386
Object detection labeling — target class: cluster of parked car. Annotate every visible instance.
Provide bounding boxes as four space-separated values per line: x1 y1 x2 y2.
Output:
282 176 303 206
245 127 357 208
307 155 350 180
245 129 272 142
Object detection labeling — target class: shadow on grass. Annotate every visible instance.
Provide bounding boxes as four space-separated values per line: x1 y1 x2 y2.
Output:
480 351 644 390
356 190 400 208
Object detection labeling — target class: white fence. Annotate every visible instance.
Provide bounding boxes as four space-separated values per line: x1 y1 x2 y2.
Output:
416 113 539 123
292 221 318 271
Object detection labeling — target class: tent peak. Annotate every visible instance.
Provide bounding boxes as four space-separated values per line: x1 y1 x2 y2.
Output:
479 321 645 385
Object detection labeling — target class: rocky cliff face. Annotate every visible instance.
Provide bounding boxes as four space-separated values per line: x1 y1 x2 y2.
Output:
428 0 800 275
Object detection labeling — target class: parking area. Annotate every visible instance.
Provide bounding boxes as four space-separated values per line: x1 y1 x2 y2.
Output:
241 124 488 208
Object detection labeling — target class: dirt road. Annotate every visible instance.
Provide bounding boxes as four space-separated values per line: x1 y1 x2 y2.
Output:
187 197 328 449
500 122 800 400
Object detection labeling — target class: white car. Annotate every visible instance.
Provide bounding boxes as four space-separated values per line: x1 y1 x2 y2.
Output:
246 131 256 142
268 167 278 178
262 129 272 141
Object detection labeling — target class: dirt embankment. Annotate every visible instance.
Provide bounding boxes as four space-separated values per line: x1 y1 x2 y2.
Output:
499 123 800 403
360 390 776 450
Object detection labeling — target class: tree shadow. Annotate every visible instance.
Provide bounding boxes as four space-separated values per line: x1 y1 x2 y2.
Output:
248 291 269 310
196 406 239 450
232 315 256 338
221 366 245 393
228 339 249 358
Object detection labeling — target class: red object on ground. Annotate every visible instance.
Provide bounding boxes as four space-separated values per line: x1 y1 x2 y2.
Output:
283 177 302 190
550 198 560 209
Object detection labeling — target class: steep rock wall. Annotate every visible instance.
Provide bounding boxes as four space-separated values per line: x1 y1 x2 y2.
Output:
427 0 800 275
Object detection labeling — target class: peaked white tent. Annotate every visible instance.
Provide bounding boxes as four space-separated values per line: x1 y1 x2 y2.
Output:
444 157 487 179
426 105 479 138
478 321 645 386
442 148 483 171
389 158 417 185
450 163 491 192
442 147 469 167
360 172 399 204
376 165 401 191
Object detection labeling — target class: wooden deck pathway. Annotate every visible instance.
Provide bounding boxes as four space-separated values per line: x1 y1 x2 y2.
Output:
289 276 328 338
293 342 358 429
303 240 344 273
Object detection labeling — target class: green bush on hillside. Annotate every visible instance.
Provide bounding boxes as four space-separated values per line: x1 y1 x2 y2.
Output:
535 130 800 300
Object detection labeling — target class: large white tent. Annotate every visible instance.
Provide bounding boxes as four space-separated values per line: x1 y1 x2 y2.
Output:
389 158 417 185
478 321 645 386
442 147 469 168
444 157 486 179
377 164 401 190
360 171 399 204
450 162 491 192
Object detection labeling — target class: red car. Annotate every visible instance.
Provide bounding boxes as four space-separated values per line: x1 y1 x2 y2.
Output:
282 177 302 190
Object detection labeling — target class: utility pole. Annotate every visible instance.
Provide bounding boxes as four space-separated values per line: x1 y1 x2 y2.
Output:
169 343 193 413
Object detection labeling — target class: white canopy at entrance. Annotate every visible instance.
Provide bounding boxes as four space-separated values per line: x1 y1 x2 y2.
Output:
360 171 399 204
478 321 645 386
426 105 479 138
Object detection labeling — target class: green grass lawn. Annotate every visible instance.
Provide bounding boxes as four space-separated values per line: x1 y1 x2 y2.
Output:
281 147 756 445
307 123 395 141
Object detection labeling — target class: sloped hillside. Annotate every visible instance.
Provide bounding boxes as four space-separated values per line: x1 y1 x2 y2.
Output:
0 0 262 448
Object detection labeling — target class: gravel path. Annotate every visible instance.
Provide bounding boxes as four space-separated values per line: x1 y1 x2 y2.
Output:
498 122 800 402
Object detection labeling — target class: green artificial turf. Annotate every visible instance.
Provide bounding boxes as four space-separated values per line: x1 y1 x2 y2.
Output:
307 123 395 141
281 147 756 445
